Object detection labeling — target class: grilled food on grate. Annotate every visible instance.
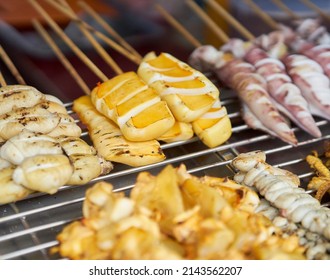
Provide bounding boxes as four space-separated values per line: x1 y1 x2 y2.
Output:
73 95 166 167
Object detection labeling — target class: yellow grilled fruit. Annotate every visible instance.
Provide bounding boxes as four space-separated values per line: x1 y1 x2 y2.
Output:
90 72 175 142
138 52 220 123
192 101 232 148
73 96 166 167
157 121 194 143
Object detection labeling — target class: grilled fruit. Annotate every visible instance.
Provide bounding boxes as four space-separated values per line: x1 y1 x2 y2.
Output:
138 52 220 123
90 72 175 142
192 100 232 148
13 154 74 194
0 85 45 115
57 136 113 185
157 121 194 143
73 96 166 167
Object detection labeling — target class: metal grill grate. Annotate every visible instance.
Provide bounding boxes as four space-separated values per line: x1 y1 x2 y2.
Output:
0 87 329 260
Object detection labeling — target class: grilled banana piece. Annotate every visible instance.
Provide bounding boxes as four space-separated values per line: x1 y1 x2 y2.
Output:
0 158 32 204
57 136 113 185
192 100 232 148
91 71 175 142
47 113 82 138
0 130 62 165
0 103 61 141
73 96 166 167
138 52 219 122
13 154 73 194
157 121 194 143
0 85 45 115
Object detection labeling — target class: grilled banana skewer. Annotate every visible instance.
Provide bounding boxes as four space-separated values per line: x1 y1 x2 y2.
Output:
73 95 166 167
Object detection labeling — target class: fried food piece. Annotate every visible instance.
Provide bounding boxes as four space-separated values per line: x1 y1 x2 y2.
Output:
73 96 166 167
306 154 330 177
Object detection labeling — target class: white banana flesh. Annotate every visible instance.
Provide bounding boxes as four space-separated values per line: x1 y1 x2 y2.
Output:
47 113 82 138
0 130 62 165
13 154 74 194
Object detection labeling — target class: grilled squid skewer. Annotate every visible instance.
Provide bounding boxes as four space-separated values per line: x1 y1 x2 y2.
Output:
284 54 330 121
189 45 297 145
73 96 166 167
245 47 321 138
232 151 330 240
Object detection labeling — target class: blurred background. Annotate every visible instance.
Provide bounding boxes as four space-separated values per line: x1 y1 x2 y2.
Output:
0 0 329 101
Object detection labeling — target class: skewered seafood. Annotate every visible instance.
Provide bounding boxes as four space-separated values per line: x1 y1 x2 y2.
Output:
54 164 305 260
232 150 330 240
91 71 175 142
73 95 166 167
244 46 321 138
189 45 297 145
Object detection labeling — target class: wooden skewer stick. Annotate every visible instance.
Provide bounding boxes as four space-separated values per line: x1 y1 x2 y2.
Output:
243 0 279 30
0 71 7 87
272 0 300 20
0 45 26 85
32 19 91 95
78 0 142 60
299 0 330 22
43 0 141 64
204 0 255 41
185 0 229 43
56 0 123 75
154 4 202 48
29 0 108 82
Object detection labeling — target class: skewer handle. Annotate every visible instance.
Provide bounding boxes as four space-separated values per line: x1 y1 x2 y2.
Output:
272 0 300 20
243 0 279 30
300 0 330 22
154 4 202 48
185 0 230 43
205 0 255 41
0 71 7 87
32 19 91 95
0 45 26 85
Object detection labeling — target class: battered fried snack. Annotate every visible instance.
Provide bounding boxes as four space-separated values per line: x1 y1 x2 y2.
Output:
54 164 305 260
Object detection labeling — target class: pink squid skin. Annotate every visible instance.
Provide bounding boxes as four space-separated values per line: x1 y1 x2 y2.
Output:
245 47 321 138
189 45 298 145
284 54 330 122
216 59 298 145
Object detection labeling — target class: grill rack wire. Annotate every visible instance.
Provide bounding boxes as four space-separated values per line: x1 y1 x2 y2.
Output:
1 0 330 260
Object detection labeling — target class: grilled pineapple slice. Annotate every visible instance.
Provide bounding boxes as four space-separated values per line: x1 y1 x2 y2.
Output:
90 72 175 142
73 96 166 167
192 101 232 148
138 52 219 122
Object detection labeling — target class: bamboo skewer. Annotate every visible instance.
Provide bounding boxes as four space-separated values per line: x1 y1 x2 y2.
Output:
0 45 26 85
29 0 108 82
300 0 330 22
154 4 202 48
42 0 141 64
185 0 229 43
78 0 142 60
204 0 255 41
0 71 7 87
55 0 123 75
243 0 279 30
272 0 301 20
32 19 91 95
